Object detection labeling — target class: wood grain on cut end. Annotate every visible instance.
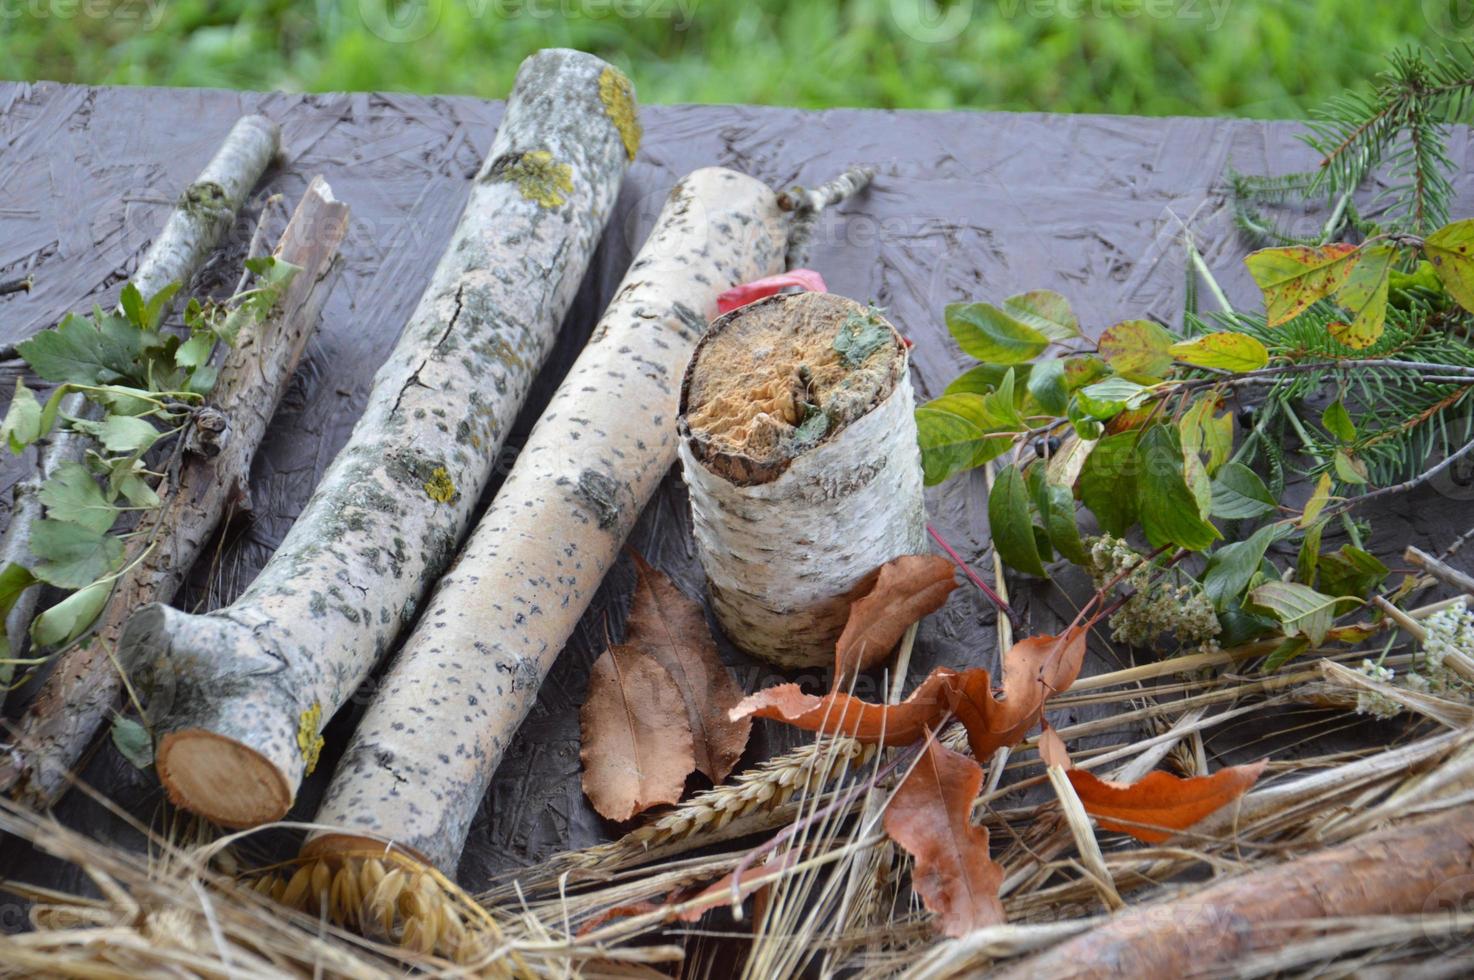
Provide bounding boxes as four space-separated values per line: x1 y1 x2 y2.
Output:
157 730 292 828
681 291 906 486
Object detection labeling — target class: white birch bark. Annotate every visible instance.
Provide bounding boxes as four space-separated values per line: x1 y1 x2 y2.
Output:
0 178 349 804
0 114 279 692
677 293 927 668
119 49 636 828
302 168 787 871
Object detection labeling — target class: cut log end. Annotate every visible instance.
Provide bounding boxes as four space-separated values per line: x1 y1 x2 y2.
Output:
156 730 291 828
681 291 907 486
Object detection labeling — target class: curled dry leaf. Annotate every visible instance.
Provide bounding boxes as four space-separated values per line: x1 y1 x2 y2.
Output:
883 732 1004 937
580 644 696 822
730 628 1085 758
835 554 959 679
627 551 751 783
1040 725 1266 844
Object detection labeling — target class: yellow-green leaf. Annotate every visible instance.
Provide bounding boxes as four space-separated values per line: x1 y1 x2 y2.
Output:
1001 290 1079 341
1098 319 1175 381
1424 219 1474 313
1168 332 1269 372
1328 245 1394 349
1299 471 1334 528
1244 243 1360 326
31 578 111 648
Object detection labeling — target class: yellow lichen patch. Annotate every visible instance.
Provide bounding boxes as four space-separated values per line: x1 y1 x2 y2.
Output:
297 702 325 775
598 66 641 161
424 466 456 503
502 150 574 209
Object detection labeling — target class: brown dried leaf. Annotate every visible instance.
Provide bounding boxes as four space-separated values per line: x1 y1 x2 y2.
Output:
627 552 751 783
729 668 957 745
835 554 959 679
883 733 1004 937
580 645 696 822
1040 727 1266 844
946 628 1086 761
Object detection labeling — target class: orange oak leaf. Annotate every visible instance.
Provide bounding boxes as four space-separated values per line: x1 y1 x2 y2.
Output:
835 554 959 679
1040 726 1266 844
669 850 800 923
883 732 1004 937
627 551 751 783
946 628 1087 761
729 667 959 745
580 644 696 822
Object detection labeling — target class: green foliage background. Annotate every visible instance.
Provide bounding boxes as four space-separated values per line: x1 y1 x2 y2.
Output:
2 0 1459 115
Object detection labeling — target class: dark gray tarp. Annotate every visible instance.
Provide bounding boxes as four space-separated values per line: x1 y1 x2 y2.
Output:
2 82 1472 890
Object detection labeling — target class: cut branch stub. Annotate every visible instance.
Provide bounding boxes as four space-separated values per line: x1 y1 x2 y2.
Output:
2 177 349 806
301 167 786 873
119 48 635 829
677 292 927 667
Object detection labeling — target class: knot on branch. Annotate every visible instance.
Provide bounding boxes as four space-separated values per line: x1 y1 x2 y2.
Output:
186 407 230 458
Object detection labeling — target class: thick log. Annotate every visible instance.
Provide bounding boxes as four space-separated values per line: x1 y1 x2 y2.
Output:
120 49 636 828
0 178 349 804
677 292 927 667
302 167 787 872
989 805 1474 980
0 115 280 691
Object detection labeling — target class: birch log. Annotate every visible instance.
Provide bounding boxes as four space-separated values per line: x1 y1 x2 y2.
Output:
0 179 349 804
299 168 787 874
0 114 279 694
119 48 636 828
677 292 927 667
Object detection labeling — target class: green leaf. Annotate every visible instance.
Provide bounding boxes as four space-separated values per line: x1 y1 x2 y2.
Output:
119 282 146 330
30 578 111 648
1217 601 1279 647
1025 358 1069 415
110 714 155 769
1066 400 1105 440
84 415 161 455
1168 332 1269 372
1078 431 1140 537
945 363 1030 397
0 563 39 681
1202 523 1286 610
117 472 161 509
1316 545 1388 599
1097 319 1176 381
88 384 156 417
916 396 1012 486
1000 290 1078 341
1136 425 1221 552
175 331 216 370
1078 377 1152 419
1328 244 1394 349
1423 219 1474 313
1247 581 1351 646
945 302 1049 365
1180 398 1232 474
988 463 1047 577
1040 481 1088 565
1333 449 1368 485
1262 636 1312 673
1244 243 1361 326
17 311 144 386
185 364 219 397
29 519 125 589
1208 462 1277 519
1322 400 1356 443
1296 520 1325 586
1 379 43 453
38 462 119 534
143 282 182 330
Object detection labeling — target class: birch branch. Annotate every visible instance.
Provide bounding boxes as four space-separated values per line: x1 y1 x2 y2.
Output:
0 178 349 805
120 48 637 828
301 167 788 874
0 114 280 692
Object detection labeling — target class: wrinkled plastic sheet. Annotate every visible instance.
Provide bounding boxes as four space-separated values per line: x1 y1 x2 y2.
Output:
1 82 1472 892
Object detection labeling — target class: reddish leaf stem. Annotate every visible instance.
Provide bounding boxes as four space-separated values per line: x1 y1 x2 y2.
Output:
928 524 1025 636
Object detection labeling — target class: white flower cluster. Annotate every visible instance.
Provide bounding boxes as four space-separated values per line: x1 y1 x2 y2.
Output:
1409 598 1474 695
1084 535 1221 650
1354 658 1402 719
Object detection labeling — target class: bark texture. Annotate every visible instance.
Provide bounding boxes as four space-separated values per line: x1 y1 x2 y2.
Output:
677 293 927 667
992 806 1474 980
0 114 279 693
1 178 349 804
303 168 787 871
119 49 635 828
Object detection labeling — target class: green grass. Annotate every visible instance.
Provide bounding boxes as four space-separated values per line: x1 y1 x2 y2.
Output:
1 0 1456 116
